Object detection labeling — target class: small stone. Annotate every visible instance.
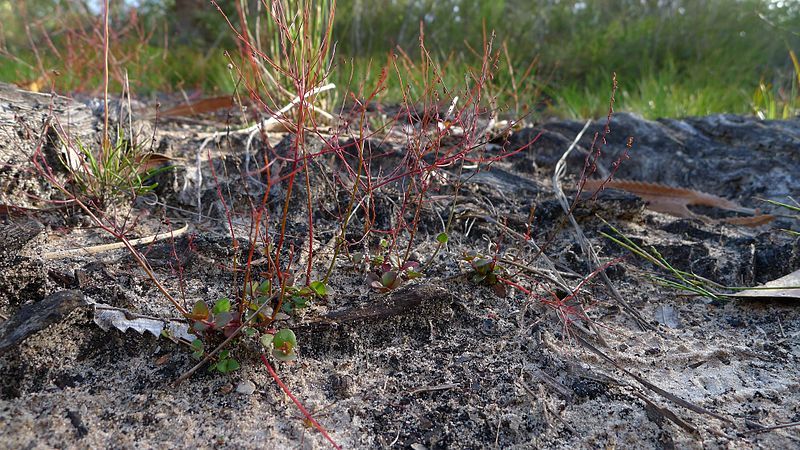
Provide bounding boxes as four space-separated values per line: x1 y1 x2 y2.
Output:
236 380 256 395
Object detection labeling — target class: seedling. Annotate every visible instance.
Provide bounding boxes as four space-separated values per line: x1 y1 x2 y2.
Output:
190 336 240 374
261 329 298 362
244 278 329 318
188 298 240 337
463 251 508 297
367 258 422 293
57 127 170 211
213 350 241 373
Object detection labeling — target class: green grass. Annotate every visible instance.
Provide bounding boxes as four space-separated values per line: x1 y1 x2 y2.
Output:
1 0 798 118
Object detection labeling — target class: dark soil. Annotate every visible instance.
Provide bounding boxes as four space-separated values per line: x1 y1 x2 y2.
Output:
1 86 799 449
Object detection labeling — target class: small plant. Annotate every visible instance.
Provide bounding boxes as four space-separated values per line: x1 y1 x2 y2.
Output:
212 350 241 373
186 298 245 373
57 126 169 211
245 278 329 317
363 241 422 293
463 251 508 297
261 328 298 362
188 298 240 337
352 239 422 292
366 259 422 293
282 280 330 314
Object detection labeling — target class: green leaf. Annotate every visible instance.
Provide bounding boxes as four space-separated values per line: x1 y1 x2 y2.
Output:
212 298 231 315
296 287 311 296
406 270 423 280
260 334 274 348
257 280 271 294
226 358 240 372
272 329 297 360
243 327 257 337
191 339 204 359
273 349 298 362
214 312 233 328
309 280 329 297
436 232 449 244
190 301 209 320
381 271 398 287
216 358 240 373
219 350 230 359
293 296 309 309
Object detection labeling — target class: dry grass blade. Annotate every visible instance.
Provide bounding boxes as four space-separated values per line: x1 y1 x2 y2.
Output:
742 420 800 435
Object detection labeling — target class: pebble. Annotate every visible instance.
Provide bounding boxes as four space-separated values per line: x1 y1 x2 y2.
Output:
236 380 257 395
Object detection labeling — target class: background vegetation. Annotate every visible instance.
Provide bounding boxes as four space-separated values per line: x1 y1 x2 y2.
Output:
1 0 799 118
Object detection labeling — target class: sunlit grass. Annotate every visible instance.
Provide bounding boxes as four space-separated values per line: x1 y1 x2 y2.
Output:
0 0 797 119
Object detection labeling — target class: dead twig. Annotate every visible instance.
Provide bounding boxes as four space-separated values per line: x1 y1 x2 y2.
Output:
42 223 189 260
741 420 800 435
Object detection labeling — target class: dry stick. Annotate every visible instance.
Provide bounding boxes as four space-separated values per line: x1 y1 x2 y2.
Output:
42 224 189 260
260 355 342 450
628 389 700 435
552 121 655 333
741 420 800 435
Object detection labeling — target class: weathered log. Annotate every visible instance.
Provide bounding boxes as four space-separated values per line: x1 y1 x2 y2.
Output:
0 82 101 207
0 81 100 163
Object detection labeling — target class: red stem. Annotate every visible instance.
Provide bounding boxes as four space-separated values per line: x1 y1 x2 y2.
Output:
259 355 341 450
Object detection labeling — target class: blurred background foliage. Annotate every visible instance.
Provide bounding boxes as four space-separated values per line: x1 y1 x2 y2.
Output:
1 0 798 118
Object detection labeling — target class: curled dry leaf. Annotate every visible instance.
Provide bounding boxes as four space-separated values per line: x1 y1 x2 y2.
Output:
583 178 774 226
93 304 194 341
735 269 800 300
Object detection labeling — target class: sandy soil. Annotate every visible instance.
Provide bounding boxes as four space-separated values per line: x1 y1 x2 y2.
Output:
1 109 799 449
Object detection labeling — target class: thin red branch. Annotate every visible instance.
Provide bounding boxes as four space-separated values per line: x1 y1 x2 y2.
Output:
260 355 342 450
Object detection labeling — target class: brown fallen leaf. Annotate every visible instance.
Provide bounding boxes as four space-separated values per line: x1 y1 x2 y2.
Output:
583 178 774 226
136 152 174 172
160 96 234 117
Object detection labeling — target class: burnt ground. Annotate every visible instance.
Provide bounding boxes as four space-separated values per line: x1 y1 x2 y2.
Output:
1 94 800 449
